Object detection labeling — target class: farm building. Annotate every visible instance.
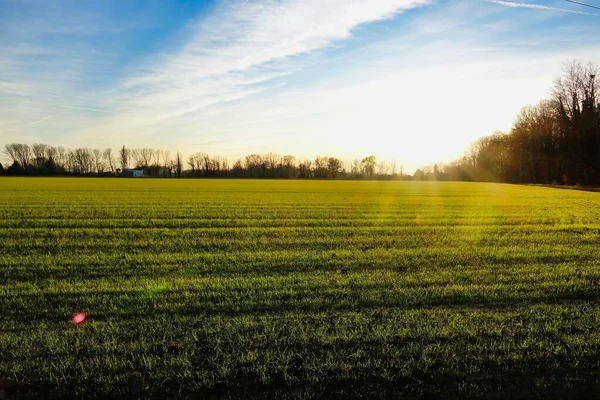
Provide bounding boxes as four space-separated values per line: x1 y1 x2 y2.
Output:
122 168 144 177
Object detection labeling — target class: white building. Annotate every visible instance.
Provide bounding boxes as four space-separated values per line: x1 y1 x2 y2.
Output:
122 169 144 177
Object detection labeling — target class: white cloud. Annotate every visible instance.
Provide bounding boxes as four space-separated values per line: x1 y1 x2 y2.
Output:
487 0 597 15
118 0 431 124
1 114 58 134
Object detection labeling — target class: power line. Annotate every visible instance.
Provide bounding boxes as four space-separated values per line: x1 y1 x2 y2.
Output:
565 0 600 11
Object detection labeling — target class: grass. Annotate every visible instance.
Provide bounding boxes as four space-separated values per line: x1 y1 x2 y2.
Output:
1 177 600 399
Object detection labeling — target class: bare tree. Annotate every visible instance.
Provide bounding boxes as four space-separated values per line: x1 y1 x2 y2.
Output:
161 150 171 177
281 155 296 178
232 159 244 176
92 149 105 173
134 148 154 169
553 60 599 122
350 159 361 178
361 155 377 177
4 144 18 166
72 148 93 174
187 155 197 174
264 153 280 176
245 154 264 177
211 156 228 175
552 60 600 183
327 157 343 179
31 143 48 168
103 148 115 172
4 143 32 167
129 149 141 168
298 160 313 178
220 157 229 174
148 149 161 177
188 153 203 175
56 147 68 169
66 149 76 172
45 146 58 163
314 156 328 178
166 159 175 177
377 161 390 176
200 153 211 175
153 149 161 166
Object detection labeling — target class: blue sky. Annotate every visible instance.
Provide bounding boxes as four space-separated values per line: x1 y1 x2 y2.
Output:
1 0 599 171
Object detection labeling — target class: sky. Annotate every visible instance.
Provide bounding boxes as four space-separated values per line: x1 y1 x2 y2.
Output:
1 0 599 172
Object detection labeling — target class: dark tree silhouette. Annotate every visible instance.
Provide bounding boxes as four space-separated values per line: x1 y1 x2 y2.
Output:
120 145 129 171
424 60 600 185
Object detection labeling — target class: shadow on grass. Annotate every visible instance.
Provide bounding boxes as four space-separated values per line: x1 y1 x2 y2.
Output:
6 363 600 399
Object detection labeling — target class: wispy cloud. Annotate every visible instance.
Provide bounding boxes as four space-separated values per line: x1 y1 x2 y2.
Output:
56 105 112 114
0 114 58 135
487 0 597 15
118 0 431 124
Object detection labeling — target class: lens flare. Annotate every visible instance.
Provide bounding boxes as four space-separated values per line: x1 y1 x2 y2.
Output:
72 313 86 324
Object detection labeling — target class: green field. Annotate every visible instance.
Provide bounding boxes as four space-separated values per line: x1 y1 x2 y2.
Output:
1 178 600 399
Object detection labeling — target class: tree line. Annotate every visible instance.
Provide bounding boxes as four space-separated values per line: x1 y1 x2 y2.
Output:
2 60 597 184
1 143 406 180
1 145 182 177
417 60 600 185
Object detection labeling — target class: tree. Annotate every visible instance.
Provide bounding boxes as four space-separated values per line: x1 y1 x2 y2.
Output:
232 159 244 177
129 149 140 168
175 152 183 177
92 148 105 173
351 159 361 178
209 156 228 176
31 143 48 168
133 148 154 169
390 160 397 177
552 60 600 184
188 153 203 176
161 150 171 177
146 149 161 177
166 160 174 177
327 157 343 179
377 161 390 176
6 161 25 175
220 157 229 175
45 146 58 164
120 146 129 171
5 143 32 168
361 156 377 177
188 154 197 175
298 160 312 178
508 103 557 183
281 155 296 178
245 154 264 177
413 168 426 180
56 147 68 169
200 153 211 175
264 153 281 177
103 148 116 172
314 156 328 178
72 148 93 174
